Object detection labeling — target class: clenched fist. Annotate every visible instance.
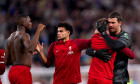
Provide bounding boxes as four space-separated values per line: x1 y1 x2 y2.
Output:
37 24 46 32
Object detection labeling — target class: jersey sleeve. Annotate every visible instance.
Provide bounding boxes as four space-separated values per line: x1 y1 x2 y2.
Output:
102 32 125 50
45 43 55 68
0 49 6 75
74 39 91 50
117 32 131 47
119 47 135 59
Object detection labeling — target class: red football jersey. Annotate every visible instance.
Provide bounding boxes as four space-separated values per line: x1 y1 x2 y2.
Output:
45 39 91 84
0 49 5 75
89 33 117 80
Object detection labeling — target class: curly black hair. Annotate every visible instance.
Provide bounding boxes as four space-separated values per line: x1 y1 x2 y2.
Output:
57 22 73 36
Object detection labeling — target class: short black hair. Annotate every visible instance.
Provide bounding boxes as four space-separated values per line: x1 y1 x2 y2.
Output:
15 14 28 25
108 12 122 22
57 22 73 36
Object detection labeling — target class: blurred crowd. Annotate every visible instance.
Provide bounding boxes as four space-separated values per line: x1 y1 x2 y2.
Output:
0 0 140 67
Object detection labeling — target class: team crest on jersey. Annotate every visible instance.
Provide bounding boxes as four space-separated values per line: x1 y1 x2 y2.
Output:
67 46 74 55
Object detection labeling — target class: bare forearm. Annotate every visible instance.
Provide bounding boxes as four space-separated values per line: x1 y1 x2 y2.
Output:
39 52 47 64
28 30 40 52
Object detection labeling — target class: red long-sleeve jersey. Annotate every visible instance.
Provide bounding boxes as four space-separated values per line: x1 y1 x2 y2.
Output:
45 39 91 84
89 33 117 80
0 49 5 75
0 49 5 84
89 33 135 80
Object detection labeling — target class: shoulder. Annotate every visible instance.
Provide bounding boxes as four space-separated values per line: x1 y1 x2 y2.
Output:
7 32 16 40
0 49 4 53
20 33 30 41
6 32 16 45
117 30 131 47
48 41 62 50
73 39 91 44
50 42 56 46
50 41 63 46
73 39 82 43
74 39 90 41
118 30 131 40
21 33 30 38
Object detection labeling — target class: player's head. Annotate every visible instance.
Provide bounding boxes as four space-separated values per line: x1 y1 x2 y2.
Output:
96 18 109 33
57 22 73 41
15 14 32 30
108 12 122 34
97 18 108 27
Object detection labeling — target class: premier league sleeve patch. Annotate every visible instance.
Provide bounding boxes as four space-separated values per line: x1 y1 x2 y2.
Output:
120 33 129 39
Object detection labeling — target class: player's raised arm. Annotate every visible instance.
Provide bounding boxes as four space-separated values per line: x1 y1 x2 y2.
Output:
22 24 46 53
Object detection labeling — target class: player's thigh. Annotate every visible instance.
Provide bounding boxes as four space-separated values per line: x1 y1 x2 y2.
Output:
16 69 32 84
96 78 113 84
23 69 32 84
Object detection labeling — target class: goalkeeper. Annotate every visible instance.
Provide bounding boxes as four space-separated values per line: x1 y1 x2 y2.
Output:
86 18 135 84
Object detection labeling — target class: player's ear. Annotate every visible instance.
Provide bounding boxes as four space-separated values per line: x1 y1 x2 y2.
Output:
67 30 70 36
19 19 25 26
118 21 122 26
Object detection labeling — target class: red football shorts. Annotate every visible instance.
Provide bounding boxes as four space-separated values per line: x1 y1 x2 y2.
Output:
87 77 113 84
53 80 77 84
8 65 32 84
54 83 77 84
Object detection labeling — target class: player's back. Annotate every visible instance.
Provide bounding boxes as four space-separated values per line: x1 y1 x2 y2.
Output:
6 32 16 65
13 31 32 67
89 33 117 79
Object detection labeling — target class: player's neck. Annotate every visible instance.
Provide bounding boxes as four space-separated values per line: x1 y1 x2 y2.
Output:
17 25 26 33
63 36 69 42
115 27 121 35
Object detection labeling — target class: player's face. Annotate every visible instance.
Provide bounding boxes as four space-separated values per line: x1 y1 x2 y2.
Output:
57 27 70 40
23 16 32 30
108 18 121 34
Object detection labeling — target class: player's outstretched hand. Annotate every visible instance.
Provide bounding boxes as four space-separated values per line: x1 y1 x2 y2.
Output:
36 42 44 53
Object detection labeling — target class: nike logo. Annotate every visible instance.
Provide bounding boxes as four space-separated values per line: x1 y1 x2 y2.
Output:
56 50 59 52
